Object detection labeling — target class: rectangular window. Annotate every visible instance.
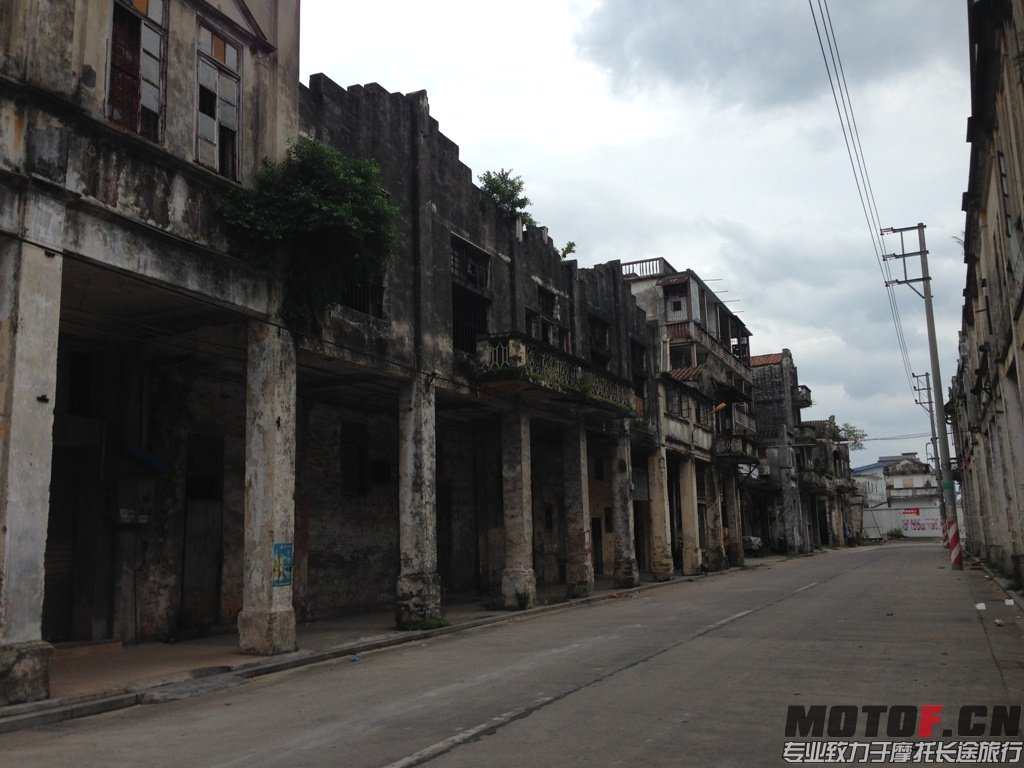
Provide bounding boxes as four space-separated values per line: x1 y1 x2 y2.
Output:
588 316 609 353
451 237 489 289
110 0 164 141
665 284 687 321
452 284 489 354
999 152 1011 237
196 23 240 179
666 388 683 417
535 286 569 351
537 286 557 319
339 265 385 318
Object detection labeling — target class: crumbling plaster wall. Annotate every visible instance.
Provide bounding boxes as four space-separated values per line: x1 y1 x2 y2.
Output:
437 420 498 596
297 399 399 618
530 431 566 587
118 366 245 642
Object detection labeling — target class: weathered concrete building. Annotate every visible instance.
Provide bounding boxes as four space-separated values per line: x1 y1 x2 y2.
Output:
747 350 813 554
795 417 856 547
0 0 677 706
621 259 758 570
1 0 873 711
854 454 941 540
1 0 301 704
296 74 668 616
950 0 1024 576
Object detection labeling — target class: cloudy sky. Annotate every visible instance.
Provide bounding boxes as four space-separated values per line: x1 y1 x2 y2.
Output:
300 0 971 466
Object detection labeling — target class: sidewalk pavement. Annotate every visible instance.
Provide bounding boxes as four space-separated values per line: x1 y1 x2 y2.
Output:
0 554 794 734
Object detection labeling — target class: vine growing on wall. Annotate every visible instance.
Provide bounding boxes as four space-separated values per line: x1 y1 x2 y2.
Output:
220 136 400 332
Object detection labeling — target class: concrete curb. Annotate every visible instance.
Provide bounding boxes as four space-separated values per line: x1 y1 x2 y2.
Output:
967 554 1024 611
0 556 790 734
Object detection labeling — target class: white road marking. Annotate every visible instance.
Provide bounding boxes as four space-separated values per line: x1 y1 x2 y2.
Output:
381 698 554 768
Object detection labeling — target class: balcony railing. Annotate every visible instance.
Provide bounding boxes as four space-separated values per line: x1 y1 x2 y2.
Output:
478 334 635 415
620 258 673 279
666 321 752 384
732 407 756 435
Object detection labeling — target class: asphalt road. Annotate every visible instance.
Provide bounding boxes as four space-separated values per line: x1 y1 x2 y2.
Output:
2 541 1020 768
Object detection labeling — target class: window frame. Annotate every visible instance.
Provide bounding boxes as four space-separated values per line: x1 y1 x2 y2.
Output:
109 0 165 142
195 20 241 179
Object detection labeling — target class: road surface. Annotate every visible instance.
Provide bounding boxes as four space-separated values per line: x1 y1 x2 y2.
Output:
1 542 1019 768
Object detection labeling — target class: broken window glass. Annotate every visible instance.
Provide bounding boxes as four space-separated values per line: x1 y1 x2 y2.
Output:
110 1 163 141
195 23 240 178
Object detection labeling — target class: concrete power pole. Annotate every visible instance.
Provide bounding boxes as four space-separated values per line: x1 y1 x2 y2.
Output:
881 223 962 569
913 371 947 541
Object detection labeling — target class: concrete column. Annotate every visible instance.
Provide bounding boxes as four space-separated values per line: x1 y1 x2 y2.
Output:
648 448 674 581
706 467 725 568
722 470 744 566
395 374 441 625
501 411 536 608
612 433 639 587
238 321 297 655
0 242 61 704
563 424 594 598
679 458 701 575
780 446 803 554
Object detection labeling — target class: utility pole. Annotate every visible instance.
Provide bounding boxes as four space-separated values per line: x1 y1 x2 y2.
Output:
881 223 962 569
913 371 946 541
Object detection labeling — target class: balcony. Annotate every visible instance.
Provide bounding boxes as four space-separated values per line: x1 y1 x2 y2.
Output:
793 385 812 409
621 258 673 280
477 334 635 416
887 487 938 499
665 320 752 387
715 433 759 464
732 406 756 436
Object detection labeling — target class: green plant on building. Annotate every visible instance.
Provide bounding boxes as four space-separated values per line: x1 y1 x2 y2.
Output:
219 136 400 332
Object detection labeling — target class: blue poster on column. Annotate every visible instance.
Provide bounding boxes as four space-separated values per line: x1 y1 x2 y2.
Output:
272 542 293 587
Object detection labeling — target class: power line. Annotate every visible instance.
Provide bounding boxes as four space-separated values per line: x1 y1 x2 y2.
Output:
808 0 916 392
862 432 932 442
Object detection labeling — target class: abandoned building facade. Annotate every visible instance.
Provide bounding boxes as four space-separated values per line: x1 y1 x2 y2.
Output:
951 0 1024 577
0 0 858 707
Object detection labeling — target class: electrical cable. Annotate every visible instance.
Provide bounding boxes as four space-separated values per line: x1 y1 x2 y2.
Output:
808 0 917 392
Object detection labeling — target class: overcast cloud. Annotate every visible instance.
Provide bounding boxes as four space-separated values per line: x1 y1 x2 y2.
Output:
301 0 971 465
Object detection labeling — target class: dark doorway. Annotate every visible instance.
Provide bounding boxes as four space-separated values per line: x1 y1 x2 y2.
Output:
180 436 223 633
590 517 604 575
633 502 650 573
43 438 108 643
667 454 683 570
42 448 85 642
437 483 453 591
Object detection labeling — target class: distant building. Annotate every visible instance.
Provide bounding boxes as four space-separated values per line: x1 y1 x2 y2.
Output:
622 260 758 569
796 417 857 546
746 350 813 554
854 454 941 539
